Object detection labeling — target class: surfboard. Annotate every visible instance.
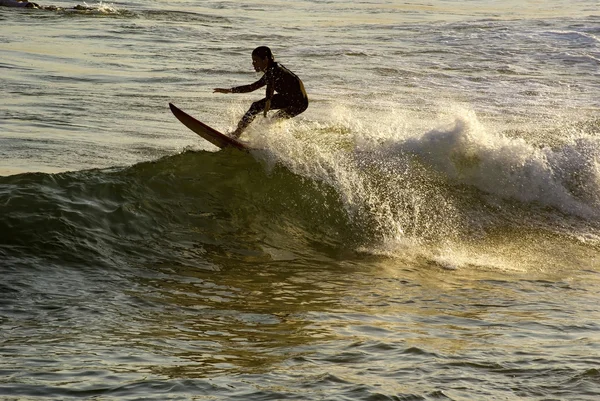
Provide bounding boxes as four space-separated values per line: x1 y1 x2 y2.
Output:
169 103 248 151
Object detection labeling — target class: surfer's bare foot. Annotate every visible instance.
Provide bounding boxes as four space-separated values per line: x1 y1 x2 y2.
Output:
230 129 242 139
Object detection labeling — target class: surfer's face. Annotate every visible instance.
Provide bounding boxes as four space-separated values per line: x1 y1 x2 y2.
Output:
252 55 269 72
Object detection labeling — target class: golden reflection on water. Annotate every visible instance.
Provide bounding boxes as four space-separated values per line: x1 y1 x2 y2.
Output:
116 238 600 379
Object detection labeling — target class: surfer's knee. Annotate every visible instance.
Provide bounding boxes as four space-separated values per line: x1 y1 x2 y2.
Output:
283 99 308 118
248 100 265 115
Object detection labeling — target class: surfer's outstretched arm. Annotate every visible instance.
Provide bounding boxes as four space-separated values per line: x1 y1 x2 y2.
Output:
214 76 266 95
213 88 231 94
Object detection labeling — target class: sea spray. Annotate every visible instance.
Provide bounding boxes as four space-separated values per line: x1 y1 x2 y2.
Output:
250 109 464 250
396 109 600 219
242 103 600 264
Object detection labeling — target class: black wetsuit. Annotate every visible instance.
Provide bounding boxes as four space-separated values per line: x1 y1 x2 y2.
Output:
232 62 308 129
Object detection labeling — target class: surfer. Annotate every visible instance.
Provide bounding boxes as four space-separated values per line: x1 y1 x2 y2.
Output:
214 46 309 138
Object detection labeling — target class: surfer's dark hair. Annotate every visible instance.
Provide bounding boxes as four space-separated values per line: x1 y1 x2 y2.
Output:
252 46 274 61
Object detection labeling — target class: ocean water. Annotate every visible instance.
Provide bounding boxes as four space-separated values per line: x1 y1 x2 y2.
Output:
1 1 600 400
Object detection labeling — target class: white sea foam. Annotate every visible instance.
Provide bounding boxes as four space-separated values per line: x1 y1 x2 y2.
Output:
249 102 600 269
389 108 600 219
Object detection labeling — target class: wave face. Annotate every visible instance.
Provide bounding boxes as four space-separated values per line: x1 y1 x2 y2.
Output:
0 150 354 273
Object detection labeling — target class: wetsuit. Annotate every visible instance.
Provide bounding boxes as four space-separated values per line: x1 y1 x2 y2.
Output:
232 62 308 130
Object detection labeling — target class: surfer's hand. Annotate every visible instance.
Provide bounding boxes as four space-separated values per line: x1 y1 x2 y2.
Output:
213 88 231 94
263 99 271 117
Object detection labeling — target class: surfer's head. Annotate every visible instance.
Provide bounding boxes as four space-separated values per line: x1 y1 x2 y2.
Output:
252 46 274 72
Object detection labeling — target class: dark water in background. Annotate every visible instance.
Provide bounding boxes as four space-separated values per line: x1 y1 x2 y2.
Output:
1 1 600 399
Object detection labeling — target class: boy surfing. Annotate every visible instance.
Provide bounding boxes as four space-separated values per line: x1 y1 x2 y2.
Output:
214 46 308 138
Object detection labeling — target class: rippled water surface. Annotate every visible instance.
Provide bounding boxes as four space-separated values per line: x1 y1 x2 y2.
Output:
1 1 600 400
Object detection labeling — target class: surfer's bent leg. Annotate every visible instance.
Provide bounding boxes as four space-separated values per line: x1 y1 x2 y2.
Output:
274 96 308 120
232 96 287 137
232 94 307 138
231 98 268 138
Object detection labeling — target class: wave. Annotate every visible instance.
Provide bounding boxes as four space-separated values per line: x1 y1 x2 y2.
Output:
0 150 354 272
390 113 600 219
35 2 125 15
28 2 231 21
1 111 599 272
243 109 600 268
